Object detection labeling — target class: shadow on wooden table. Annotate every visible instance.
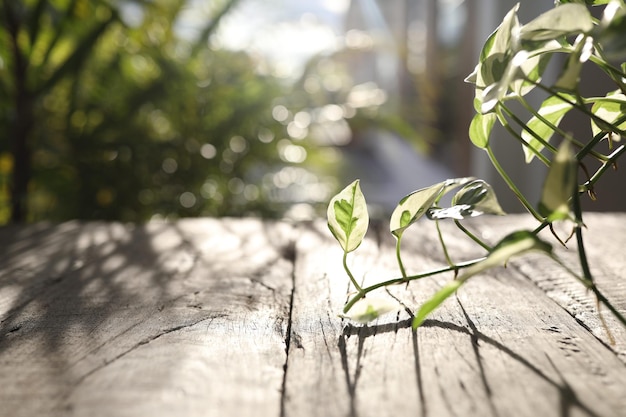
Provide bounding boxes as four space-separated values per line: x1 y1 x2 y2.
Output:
0 219 295 416
0 222 185 375
338 313 600 417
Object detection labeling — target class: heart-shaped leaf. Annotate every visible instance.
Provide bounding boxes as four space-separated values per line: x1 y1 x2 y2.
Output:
481 50 532 113
440 177 476 197
390 178 475 237
427 180 505 220
469 5 520 109
327 180 369 253
469 111 496 148
390 182 446 238
554 35 594 91
519 3 594 41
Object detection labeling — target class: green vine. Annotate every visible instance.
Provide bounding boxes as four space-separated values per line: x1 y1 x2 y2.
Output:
327 1 626 332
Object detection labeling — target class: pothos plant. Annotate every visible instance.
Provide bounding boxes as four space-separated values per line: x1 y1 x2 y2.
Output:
327 1 626 332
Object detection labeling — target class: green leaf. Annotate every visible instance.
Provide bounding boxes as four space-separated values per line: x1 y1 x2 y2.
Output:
413 231 552 329
341 297 401 324
390 182 446 238
480 53 511 93
481 40 561 113
519 3 594 41
477 230 553 271
469 5 520 109
469 112 496 148
522 94 575 163
486 5 521 60
465 65 478 84
538 141 577 221
439 177 476 199
327 180 369 253
462 231 553 282
554 35 594 90
590 91 626 138
597 2 626 61
513 40 563 96
428 180 506 220
390 178 475 237
481 50 534 113
556 0 611 5
474 7 572 112
412 280 462 328
476 4 519 72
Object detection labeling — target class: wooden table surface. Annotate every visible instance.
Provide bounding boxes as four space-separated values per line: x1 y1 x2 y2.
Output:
1 214 625 417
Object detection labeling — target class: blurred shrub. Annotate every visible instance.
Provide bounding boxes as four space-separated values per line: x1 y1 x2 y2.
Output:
0 0 337 222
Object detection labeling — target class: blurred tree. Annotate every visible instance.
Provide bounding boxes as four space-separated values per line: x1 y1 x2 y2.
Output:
0 0 335 223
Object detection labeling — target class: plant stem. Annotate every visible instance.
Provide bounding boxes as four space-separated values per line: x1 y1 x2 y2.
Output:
454 220 492 251
590 285 626 329
395 236 408 280
486 146 544 222
342 256 486 313
497 104 551 166
530 81 626 137
589 48 626 92
435 220 455 269
343 251 362 293
552 254 626 329
572 185 593 283
581 144 626 192
532 220 550 235
515 97 608 163
576 130 610 163
566 179 626 329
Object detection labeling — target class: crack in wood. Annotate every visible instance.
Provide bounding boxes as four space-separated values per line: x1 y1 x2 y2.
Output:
319 317 334 361
6 323 21 334
72 314 223 387
68 320 145 368
279 236 297 417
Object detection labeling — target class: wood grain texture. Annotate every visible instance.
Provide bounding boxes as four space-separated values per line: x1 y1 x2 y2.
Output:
284 216 626 417
1 214 625 417
0 219 295 417
463 214 626 362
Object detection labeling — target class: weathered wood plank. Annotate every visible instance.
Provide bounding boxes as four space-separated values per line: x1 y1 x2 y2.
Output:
464 213 626 361
284 216 626 417
1 214 625 417
0 219 294 417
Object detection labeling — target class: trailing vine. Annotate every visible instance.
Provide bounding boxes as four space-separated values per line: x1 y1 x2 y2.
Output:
327 1 626 331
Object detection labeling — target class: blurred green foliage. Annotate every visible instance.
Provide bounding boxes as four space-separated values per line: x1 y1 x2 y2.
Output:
0 0 337 223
